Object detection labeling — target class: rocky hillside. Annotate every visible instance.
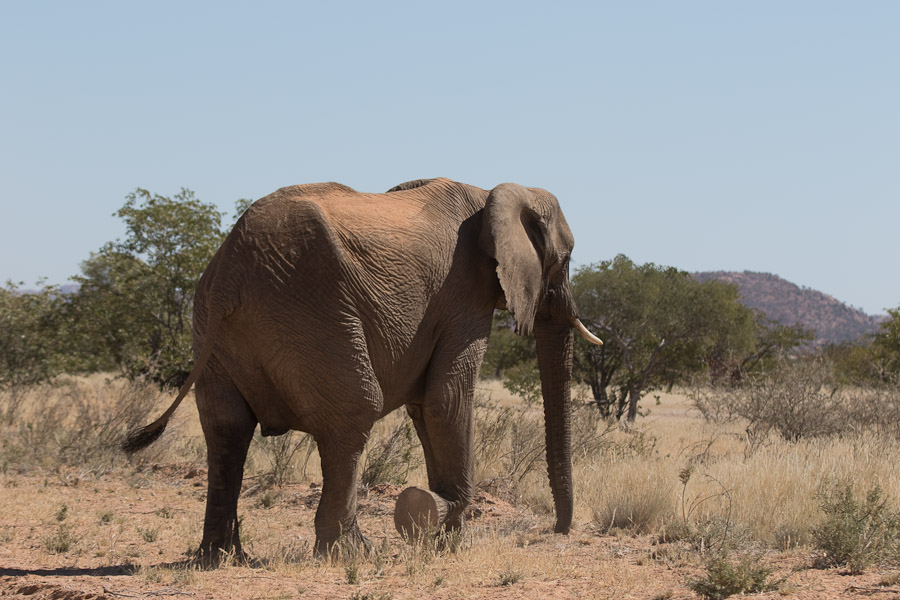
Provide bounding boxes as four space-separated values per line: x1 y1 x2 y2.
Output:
693 271 883 345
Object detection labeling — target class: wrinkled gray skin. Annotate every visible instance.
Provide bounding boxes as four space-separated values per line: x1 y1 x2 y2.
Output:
125 178 586 565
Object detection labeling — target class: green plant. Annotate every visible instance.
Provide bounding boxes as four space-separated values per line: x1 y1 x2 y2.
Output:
360 420 421 487
813 482 900 572
349 593 393 600
139 527 159 543
0 280 71 424
499 567 523 586
502 361 542 405
44 523 78 554
688 554 777 600
257 490 278 509
573 256 757 422
71 188 226 387
254 430 314 487
345 562 360 584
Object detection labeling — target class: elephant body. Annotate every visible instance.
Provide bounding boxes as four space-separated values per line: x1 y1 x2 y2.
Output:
202 179 496 438
125 177 598 562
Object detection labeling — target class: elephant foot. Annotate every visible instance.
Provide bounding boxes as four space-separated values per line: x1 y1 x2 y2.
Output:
394 486 452 541
314 526 374 561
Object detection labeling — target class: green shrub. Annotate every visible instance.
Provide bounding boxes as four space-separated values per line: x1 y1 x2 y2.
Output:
44 523 78 554
473 401 544 503
692 361 900 441
688 554 776 600
360 420 421 487
813 482 900 572
253 430 315 487
499 567 523 586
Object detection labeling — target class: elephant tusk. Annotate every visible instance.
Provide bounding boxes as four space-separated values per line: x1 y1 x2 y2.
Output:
570 318 603 345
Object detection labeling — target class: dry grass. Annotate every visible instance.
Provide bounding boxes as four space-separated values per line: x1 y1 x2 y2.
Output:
2 379 900 599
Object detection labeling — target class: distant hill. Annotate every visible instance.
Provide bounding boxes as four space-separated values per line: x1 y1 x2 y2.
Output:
693 271 884 345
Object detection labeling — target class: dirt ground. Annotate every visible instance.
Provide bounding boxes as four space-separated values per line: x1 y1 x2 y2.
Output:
2 381 900 599
2 463 899 600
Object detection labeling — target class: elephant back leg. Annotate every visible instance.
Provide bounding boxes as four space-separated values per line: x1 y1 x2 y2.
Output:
195 368 257 566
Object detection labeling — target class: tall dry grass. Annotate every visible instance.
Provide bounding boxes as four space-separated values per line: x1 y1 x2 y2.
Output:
579 386 900 558
3 374 900 569
0 375 184 473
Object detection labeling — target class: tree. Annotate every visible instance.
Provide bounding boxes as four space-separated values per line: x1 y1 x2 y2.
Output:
826 307 900 386
481 311 536 379
572 255 756 421
572 335 623 418
873 307 900 380
71 189 225 387
708 313 813 384
0 281 68 422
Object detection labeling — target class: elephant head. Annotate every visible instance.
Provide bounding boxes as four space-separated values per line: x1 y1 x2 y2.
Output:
479 183 600 534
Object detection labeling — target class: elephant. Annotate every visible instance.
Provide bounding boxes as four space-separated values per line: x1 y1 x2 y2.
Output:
123 177 602 564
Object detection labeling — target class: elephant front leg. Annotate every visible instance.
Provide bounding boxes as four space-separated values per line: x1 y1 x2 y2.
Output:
313 435 373 557
396 342 481 540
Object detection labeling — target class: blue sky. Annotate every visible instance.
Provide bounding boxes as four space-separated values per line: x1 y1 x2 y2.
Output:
2 2 898 314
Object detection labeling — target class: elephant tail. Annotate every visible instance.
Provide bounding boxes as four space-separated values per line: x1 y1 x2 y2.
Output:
121 309 222 454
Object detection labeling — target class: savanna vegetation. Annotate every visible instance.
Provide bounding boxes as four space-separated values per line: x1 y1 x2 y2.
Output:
3 189 900 599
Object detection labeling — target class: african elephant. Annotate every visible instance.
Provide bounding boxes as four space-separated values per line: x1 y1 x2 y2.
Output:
124 177 602 563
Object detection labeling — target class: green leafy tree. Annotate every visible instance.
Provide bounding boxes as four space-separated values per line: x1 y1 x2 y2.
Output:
826 306 900 385
482 311 536 379
71 188 225 387
0 281 69 422
572 335 624 418
873 307 900 379
573 255 756 421
741 315 813 375
708 313 813 384
232 197 254 223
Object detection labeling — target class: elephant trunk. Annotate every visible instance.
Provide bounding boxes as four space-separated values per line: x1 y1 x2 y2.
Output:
534 318 575 534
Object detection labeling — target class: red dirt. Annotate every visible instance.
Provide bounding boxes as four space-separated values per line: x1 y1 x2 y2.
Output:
2 465 899 600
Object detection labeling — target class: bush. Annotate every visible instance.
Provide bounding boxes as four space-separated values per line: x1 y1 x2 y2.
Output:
0 281 71 424
360 420 421 487
44 523 79 554
593 465 673 534
501 361 542 406
813 482 900 572
252 430 315 487
688 554 776 600
691 361 900 441
473 400 545 502
0 378 162 472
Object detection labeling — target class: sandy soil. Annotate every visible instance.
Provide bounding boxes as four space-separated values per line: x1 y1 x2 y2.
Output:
2 463 899 600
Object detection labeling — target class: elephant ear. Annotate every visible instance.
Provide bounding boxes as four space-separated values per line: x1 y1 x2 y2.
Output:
479 183 551 337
